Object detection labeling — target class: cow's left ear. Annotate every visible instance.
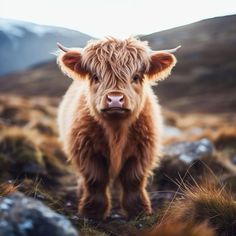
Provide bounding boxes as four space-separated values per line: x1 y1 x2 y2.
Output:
57 43 88 80
146 46 181 81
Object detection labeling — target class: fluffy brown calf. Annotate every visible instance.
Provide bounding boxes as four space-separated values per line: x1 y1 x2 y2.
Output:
57 37 179 219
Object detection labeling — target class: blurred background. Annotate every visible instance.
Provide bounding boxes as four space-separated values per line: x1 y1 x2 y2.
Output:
1 0 236 112
0 1 236 235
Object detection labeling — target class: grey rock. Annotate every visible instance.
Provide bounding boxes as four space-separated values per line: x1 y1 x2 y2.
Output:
162 138 214 164
155 139 227 191
232 155 236 165
163 125 182 138
0 192 79 236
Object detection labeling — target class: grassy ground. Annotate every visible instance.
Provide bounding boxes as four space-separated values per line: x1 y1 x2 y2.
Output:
0 95 235 235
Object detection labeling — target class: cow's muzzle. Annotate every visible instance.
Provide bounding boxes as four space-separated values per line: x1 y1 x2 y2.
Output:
101 92 130 118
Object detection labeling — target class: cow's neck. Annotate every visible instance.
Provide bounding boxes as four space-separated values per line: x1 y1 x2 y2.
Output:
103 121 130 178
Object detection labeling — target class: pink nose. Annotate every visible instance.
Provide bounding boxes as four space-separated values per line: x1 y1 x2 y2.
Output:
107 95 124 108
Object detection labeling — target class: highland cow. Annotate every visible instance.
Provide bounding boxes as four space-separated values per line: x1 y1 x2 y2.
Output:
57 37 179 220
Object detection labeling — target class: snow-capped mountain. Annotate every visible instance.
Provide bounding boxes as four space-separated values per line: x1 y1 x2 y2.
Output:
0 18 93 75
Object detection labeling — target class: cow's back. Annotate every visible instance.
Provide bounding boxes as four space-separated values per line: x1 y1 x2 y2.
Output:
57 80 85 142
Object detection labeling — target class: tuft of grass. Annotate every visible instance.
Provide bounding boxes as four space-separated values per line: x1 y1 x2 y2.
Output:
38 137 69 176
0 128 46 179
0 125 73 182
223 175 236 194
33 122 57 136
213 126 236 150
80 227 108 236
162 181 236 236
142 221 215 236
0 182 17 197
153 153 230 192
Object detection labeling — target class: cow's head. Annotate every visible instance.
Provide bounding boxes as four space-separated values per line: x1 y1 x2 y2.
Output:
57 37 180 122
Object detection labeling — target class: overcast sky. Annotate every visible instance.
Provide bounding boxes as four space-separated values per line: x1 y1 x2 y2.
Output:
1 0 236 38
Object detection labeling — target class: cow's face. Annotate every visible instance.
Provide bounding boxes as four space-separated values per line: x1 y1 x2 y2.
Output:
58 38 178 121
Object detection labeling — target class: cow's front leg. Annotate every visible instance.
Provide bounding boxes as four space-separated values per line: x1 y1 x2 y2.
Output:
119 156 152 219
78 154 110 220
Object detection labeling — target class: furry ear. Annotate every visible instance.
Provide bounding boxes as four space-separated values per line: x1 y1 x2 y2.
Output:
146 52 177 81
146 46 180 81
57 44 87 79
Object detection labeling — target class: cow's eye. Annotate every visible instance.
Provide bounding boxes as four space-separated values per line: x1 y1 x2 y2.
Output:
132 74 141 83
91 74 99 83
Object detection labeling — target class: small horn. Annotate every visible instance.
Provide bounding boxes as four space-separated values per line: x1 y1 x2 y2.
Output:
157 45 181 54
57 42 70 52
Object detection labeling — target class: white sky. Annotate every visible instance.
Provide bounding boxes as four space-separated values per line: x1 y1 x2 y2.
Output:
1 0 236 38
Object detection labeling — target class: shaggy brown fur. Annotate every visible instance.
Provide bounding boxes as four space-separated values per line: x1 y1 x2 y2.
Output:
57 37 178 219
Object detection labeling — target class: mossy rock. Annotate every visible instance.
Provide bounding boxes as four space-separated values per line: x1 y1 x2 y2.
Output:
0 105 29 126
33 122 57 136
153 154 230 192
0 132 46 179
0 106 19 119
38 139 70 177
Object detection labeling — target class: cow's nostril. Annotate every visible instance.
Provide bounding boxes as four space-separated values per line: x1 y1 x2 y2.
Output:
107 96 112 103
119 95 124 103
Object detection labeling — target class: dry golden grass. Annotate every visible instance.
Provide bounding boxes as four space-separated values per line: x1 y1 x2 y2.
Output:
0 95 236 236
162 109 236 154
143 221 215 236
160 181 236 236
0 182 17 196
162 109 236 131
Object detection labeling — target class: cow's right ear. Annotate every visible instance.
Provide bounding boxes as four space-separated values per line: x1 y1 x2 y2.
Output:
57 43 87 79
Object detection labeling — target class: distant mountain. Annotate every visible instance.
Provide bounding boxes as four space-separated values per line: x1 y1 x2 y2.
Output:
0 15 236 113
140 14 236 113
0 18 93 75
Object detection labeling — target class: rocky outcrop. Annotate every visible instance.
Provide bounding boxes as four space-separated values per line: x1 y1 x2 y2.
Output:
162 138 215 164
154 139 229 191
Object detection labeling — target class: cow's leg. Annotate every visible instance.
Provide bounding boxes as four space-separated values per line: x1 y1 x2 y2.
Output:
78 154 110 220
119 156 152 219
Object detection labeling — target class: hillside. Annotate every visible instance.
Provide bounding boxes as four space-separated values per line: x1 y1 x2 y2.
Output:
0 61 69 97
0 15 236 113
141 14 236 113
0 18 93 75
